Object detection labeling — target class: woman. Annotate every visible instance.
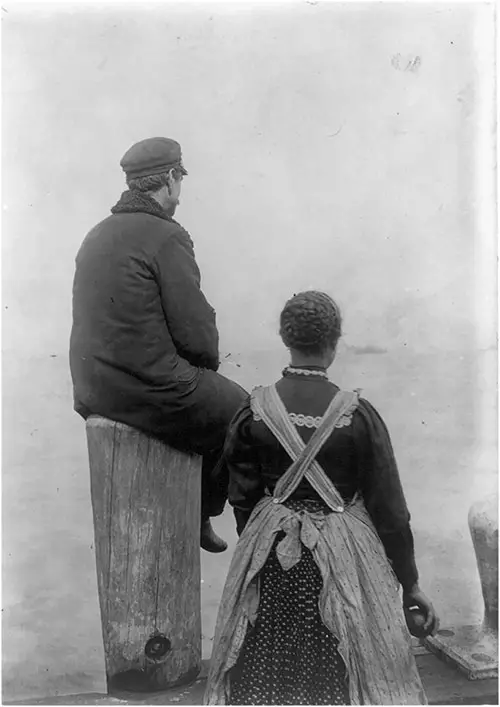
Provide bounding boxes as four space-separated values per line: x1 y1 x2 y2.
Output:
205 291 438 706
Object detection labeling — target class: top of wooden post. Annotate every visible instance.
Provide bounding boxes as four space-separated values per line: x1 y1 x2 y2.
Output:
86 415 142 433
85 415 202 462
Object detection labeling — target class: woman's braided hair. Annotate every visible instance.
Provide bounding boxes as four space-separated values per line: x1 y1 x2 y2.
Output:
279 291 342 354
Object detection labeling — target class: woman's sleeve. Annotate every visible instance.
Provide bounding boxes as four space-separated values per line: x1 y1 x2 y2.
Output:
356 399 419 592
225 398 266 535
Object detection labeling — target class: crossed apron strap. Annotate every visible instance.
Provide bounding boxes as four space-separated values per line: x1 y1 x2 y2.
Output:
251 385 359 511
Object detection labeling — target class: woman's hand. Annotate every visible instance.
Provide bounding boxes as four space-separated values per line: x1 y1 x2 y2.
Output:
403 585 440 637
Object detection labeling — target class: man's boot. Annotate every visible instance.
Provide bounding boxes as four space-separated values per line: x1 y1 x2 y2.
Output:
200 518 228 553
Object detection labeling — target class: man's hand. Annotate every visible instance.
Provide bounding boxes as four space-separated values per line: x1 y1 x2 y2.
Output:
403 584 440 637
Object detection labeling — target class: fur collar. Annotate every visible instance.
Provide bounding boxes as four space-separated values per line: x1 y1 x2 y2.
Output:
111 190 172 221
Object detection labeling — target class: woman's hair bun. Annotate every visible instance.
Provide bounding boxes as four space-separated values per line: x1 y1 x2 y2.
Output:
279 291 342 354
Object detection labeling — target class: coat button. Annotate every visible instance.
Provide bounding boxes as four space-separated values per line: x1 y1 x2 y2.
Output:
337 506 344 513
273 499 280 504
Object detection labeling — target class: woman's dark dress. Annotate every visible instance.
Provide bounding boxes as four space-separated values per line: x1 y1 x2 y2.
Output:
223 370 418 705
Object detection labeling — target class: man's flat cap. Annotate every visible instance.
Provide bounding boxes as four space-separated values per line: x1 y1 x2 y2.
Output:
120 137 188 179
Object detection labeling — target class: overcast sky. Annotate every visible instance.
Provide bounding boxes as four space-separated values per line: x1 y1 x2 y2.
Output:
2 2 495 356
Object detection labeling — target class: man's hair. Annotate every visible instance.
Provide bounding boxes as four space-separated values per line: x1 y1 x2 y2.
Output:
127 168 184 193
279 291 342 355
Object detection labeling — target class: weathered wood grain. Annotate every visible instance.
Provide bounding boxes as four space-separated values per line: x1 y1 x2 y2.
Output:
86 416 202 693
416 651 499 705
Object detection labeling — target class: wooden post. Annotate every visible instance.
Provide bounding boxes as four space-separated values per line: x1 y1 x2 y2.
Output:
85 415 202 693
424 489 498 680
468 494 498 635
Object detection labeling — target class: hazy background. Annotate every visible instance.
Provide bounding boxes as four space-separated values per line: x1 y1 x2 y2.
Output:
2 1 497 701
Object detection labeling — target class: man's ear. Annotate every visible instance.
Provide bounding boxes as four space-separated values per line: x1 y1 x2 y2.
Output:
166 169 176 191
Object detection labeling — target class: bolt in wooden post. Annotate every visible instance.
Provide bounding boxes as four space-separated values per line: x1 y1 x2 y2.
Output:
86 416 202 693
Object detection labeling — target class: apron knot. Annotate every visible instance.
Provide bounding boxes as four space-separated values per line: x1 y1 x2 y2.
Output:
275 514 302 570
275 512 322 570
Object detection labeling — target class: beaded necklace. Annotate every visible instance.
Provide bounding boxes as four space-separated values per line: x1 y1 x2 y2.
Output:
282 366 329 380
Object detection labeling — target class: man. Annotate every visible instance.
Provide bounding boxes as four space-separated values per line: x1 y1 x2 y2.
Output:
70 137 247 552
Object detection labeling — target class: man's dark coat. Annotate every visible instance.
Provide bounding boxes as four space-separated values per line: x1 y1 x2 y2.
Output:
70 190 245 460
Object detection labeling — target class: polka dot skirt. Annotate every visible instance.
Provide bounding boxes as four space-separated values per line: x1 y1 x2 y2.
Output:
229 500 350 706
